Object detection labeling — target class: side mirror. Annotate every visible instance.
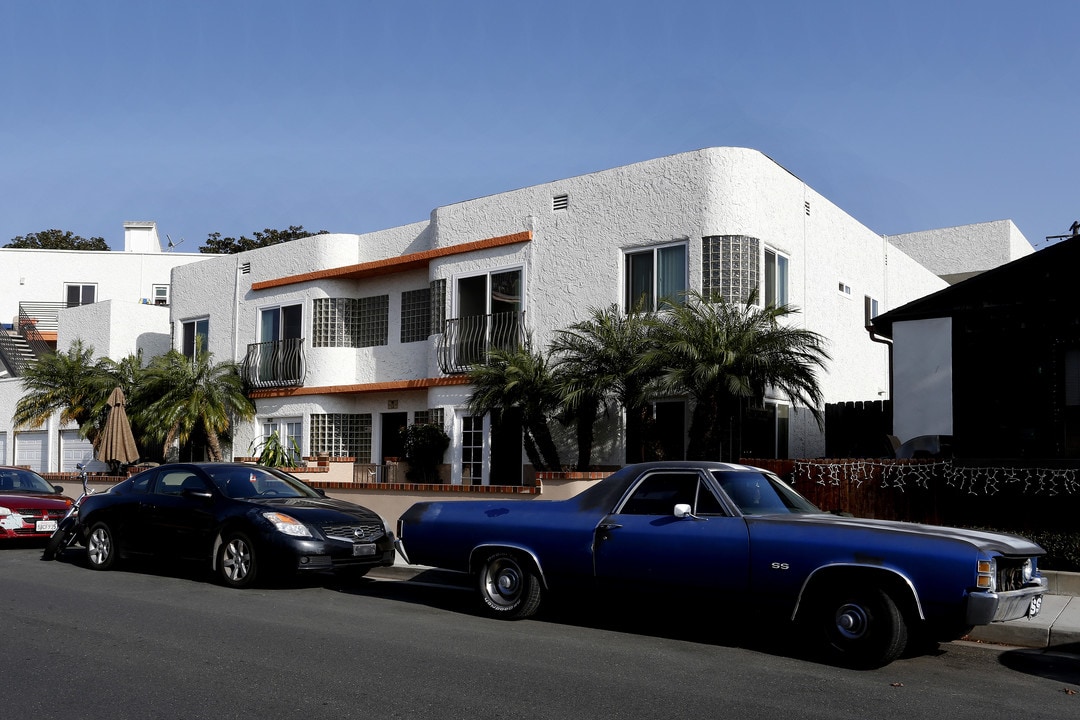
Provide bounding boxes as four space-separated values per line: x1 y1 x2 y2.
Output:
182 488 214 501
52 485 65 495
315 488 327 497
674 503 692 518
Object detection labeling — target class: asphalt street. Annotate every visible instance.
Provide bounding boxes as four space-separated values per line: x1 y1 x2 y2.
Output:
2 544 1078 720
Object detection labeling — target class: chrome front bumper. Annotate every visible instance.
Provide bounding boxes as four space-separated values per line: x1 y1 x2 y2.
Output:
965 575 1048 625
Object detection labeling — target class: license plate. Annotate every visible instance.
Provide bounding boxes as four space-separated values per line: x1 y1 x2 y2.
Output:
1028 595 1043 618
352 543 376 557
36 520 57 533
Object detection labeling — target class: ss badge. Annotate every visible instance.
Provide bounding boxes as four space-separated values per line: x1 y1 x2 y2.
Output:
771 562 790 570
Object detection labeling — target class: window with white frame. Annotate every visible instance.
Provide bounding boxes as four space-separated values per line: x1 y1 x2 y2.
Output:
64 283 96 308
624 243 687 311
182 318 209 359
764 249 788 307
260 303 303 343
153 285 170 306
261 417 303 465
864 296 880 328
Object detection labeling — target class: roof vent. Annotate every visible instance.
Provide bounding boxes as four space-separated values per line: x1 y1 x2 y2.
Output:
552 194 569 212
804 201 811 216
240 262 251 275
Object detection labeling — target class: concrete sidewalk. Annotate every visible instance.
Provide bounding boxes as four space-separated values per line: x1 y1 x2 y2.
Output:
373 558 1080 654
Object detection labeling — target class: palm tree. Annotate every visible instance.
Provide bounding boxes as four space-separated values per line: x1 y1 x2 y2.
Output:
549 304 660 467
136 348 255 461
645 290 830 461
13 339 115 445
467 340 562 471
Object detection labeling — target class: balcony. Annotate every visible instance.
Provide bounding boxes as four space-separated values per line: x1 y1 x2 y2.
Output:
241 338 307 389
437 311 526 374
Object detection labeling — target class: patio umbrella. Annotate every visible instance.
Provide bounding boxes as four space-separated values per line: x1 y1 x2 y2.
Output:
95 386 139 471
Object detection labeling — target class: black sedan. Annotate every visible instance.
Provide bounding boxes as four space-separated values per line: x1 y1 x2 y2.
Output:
77 462 395 587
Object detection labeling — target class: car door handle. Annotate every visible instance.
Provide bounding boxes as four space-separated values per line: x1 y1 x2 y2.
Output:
597 521 622 532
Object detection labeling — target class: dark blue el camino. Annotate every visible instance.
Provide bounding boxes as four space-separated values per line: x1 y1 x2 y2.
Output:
397 461 1047 667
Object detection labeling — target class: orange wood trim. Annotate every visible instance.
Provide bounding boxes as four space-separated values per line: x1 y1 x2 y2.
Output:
248 375 471 399
252 230 532 290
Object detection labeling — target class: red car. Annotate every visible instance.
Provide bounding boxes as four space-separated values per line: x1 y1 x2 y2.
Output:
0 467 74 540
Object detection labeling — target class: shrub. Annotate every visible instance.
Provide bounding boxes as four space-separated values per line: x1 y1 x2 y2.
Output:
401 423 450 483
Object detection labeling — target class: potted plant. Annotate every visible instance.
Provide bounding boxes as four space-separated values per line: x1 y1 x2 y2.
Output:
249 432 301 468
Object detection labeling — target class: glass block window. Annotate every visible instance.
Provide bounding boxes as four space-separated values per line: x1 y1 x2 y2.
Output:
312 296 388 348
358 295 388 347
430 279 446 334
703 235 760 304
310 413 372 461
400 288 432 343
313 298 358 348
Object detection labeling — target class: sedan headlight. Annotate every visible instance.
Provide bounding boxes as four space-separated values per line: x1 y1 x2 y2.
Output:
1022 558 1034 583
0 506 11 516
262 511 312 538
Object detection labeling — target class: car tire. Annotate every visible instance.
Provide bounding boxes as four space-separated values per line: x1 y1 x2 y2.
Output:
86 521 117 571
478 551 542 619
217 531 258 589
815 585 908 668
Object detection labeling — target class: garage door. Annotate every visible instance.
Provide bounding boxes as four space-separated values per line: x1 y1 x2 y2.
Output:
14 431 48 473
60 430 95 473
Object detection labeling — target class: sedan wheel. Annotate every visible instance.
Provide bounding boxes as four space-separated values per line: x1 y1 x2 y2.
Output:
478 551 542 619
86 522 117 571
817 586 907 668
218 531 258 589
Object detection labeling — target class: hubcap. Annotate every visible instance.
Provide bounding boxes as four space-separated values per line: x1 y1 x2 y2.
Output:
835 602 870 640
484 559 522 606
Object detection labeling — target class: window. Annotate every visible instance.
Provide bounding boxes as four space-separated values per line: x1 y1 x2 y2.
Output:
312 297 388 348
703 235 759 303
401 288 432 343
838 282 852 297
764 249 788 307
864 296 880 328
262 417 302 465
413 408 445 429
461 415 484 485
153 285 170 306
260 304 302 342
182 318 209 359
64 283 96 308
618 472 725 516
310 413 372 461
624 243 687 311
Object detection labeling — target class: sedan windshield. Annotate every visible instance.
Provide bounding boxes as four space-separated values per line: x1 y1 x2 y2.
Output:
0 468 58 494
712 470 822 515
205 467 320 500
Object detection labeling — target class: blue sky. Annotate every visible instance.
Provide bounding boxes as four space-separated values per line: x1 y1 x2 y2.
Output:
2 1 1077 251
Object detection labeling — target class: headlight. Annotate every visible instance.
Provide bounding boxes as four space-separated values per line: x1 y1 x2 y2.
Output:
976 558 996 591
1022 559 1033 583
262 511 312 538
0 506 11 516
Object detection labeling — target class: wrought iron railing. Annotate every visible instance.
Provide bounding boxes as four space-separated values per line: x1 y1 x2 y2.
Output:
437 311 526 374
17 303 59 357
241 337 307 389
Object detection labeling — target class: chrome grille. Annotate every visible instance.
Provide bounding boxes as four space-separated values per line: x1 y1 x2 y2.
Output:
997 558 1031 592
320 522 384 542
16 508 64 519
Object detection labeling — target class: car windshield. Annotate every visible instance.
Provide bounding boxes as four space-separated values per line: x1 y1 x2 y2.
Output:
0 468 58 494
713 470 822 515
204 467 320 500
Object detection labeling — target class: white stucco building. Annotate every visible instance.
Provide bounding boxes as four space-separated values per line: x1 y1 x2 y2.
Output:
0 222 212 471
168 147 1033 484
